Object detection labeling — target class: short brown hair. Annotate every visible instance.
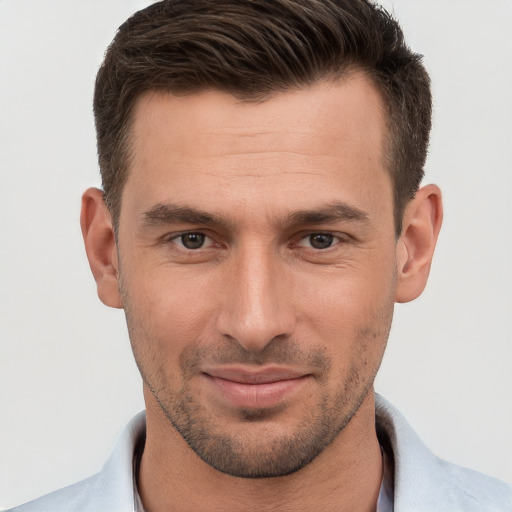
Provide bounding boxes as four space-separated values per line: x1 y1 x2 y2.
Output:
94 0 431 234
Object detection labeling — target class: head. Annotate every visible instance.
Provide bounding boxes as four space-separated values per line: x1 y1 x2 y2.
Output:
94 0 432 236
82 0 442 480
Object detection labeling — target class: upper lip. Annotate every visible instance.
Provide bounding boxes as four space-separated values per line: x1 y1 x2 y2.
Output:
203 366 309 384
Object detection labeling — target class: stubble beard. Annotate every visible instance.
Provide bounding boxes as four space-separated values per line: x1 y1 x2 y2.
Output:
128 327 386 479
153 365 375 478
120 276 392 479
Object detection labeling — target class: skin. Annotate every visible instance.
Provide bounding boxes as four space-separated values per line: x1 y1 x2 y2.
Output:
81 72 442 511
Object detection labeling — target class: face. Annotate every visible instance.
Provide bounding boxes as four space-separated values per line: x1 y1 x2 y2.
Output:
117 74 399 477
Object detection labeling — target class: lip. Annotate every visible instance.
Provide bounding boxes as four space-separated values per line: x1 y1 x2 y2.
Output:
202 366 311 409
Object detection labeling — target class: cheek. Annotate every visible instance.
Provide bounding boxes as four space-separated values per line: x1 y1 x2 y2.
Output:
121 268 217 371
300 260 396 316
296 256 397 355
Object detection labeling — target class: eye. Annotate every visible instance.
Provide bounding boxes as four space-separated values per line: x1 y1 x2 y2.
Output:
298 233 337 249
173 232 209 250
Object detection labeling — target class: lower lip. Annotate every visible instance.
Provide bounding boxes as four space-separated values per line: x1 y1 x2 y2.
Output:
205 375 309 409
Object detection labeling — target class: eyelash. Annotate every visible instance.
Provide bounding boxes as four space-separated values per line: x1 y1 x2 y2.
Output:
295 233 345 250
169 232 216 250
167 231 348 251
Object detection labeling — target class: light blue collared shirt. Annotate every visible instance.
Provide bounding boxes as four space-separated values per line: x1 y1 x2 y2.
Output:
9 395 512 512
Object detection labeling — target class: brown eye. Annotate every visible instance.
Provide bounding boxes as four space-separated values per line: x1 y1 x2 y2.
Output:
180 233 206 249
308 233 334 249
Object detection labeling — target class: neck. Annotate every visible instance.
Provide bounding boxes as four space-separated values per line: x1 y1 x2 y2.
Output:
138 389 383 512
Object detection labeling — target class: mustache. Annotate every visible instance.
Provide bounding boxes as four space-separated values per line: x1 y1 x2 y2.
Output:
180 336 330 373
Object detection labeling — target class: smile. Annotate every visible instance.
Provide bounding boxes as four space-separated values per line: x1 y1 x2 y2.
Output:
202 367 311 409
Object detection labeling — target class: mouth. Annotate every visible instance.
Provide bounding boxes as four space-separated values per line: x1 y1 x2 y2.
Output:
202 367 311 409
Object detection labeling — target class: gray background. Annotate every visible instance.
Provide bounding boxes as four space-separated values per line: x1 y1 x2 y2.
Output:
1 0 511 508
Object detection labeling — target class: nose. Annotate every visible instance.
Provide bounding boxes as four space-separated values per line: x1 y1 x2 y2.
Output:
216 244 296 352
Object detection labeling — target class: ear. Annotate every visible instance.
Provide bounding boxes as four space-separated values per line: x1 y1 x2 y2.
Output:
80 187 123 309
395 184 443 303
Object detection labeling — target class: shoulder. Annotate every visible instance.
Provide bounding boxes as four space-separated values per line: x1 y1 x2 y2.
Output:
434 457 512 511
7 475 101 512
375 394 512 512
6 411 146 512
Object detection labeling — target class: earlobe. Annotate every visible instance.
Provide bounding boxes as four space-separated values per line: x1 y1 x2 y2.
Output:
395 184 443 303
80 187 123 309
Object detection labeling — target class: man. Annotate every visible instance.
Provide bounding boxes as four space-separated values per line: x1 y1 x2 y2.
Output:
8 0 511 510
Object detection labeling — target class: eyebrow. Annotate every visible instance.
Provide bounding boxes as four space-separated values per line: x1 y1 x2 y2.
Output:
141 204 225 228
140 200 369 230
285 202 369 226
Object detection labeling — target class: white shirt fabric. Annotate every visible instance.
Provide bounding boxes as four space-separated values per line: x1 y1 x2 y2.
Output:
9 394 512 511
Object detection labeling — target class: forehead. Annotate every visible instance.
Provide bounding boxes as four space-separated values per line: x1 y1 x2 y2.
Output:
132 73 386 156
123 73 392 225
